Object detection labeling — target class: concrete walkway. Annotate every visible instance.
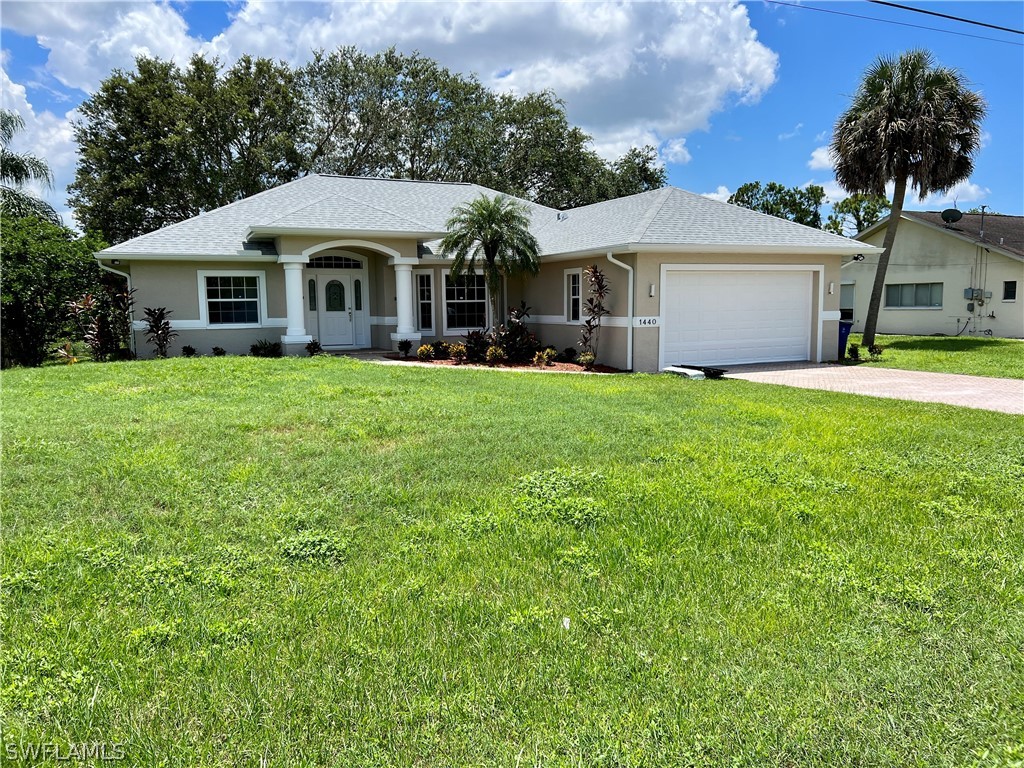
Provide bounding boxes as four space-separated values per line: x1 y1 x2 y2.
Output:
724 362 1023 415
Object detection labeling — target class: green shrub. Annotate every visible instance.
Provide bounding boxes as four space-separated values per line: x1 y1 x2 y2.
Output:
559 347 578 363
450 343 467 363
250 339 282 358
486 345 505 365
533 348 556 367
397 339 413 358
212 346 226 356
578 351 596 370
417 344 434 361
181 345 197 358
869 343 884 359
847 343 860 361
489 302 540 363
305 339 325 356
431 339 451 360
463 330 489 363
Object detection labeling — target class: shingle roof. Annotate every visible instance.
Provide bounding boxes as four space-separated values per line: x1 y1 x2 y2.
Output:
98 174 869 259
902 211 1024 259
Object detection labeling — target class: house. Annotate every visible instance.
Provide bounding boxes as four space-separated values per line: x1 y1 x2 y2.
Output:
847 211 1023 338
95 175 878 371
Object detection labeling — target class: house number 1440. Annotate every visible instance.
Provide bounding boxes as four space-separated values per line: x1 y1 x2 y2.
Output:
634 317 659 327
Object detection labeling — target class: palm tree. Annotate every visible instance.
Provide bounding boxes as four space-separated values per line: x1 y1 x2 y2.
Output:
439 194 541 327
830 50 986 347
1 109 60 224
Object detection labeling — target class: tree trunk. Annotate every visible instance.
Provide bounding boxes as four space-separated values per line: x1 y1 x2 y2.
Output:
861 173 908 348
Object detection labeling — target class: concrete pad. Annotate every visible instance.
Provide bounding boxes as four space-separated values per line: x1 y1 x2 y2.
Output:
724 362 1023 415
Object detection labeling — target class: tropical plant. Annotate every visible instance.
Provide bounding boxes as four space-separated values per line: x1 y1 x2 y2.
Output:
485 345 506 365
416 344 433 362
67 286 135 362
449 343 467 364
143 307 177 358
462 330 489 363
439 194 541 326
181 345 197 358
0 110 60 224
211 346 227 356
488 302 540 364
305 339 324 356
250 339 282 358
830 49 986 347
579 265 611 360
397 339 413 358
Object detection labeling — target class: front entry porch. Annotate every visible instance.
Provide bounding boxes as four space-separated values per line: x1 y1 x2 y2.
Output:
277 239 423 355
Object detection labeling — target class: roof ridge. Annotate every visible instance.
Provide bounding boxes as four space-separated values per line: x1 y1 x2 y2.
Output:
630 187 675 243
316 173 475 187
293 186 437 231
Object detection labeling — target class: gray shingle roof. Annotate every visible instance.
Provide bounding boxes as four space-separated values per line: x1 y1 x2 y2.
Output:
99 174 869 259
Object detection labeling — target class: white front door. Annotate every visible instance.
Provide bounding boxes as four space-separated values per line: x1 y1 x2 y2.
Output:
318 275 354 346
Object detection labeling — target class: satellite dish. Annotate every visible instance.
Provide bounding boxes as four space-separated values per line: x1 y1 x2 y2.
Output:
941 208 963 224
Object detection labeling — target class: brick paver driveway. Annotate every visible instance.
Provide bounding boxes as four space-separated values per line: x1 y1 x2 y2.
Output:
724 362 1023 414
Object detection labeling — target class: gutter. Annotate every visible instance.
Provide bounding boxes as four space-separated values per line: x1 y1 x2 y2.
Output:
605 252 634 371
96 258 136 356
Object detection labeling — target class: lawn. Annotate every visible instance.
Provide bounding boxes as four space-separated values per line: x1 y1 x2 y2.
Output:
849 333 1024 379
2 357 1022 767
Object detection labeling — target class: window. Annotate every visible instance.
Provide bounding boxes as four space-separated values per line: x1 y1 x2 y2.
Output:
445 274 487 330
565 269 582 322
839 283 855 321
1004 280 1018 302
884 282 942 308
308 255 362 269
308 279 317 311
354 279 363 311
415 272 434 332
325 280 346 312
205 275 260 324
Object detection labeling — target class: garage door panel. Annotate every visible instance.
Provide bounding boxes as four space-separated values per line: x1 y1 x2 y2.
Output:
663 270 812 367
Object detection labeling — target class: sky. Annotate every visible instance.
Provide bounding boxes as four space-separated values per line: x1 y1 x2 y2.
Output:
2 0 1022 229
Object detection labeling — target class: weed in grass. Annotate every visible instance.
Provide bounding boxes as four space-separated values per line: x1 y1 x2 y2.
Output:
279 530 350 564
512 468 607 528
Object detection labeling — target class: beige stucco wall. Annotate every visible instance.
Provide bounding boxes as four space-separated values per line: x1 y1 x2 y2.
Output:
853 220 1024 338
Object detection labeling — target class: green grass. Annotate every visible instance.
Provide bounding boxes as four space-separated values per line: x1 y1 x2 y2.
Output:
2 357 1022 766
850 333 1024 379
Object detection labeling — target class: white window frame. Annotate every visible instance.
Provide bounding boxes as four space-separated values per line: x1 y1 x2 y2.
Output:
442 272 490 335
564 268 582 323
414 269 434 333
197 270 268 329
883 281 943 310
1003 280 1018 303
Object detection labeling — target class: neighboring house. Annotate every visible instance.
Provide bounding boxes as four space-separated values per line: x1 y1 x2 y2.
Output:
848 211 1024 338
96 175 876 371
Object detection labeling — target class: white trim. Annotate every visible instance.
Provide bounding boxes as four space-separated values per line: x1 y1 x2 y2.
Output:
532 314 629 328
96 253 279 262
302 240 400 260
564 267 582 322
606 252 635 372
821 310 842 321
133 317 287 332
248 227 441 242
197 270 269 329
413 269 435 333
657 263 825 370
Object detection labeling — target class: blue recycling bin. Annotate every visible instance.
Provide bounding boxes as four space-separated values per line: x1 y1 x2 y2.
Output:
838 320 854 359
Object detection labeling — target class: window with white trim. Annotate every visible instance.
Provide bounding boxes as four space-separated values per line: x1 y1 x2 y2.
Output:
415 271 434 332
444 274 487 330
565 268 582 322
884 282 942 308
1003 280 1017 302
205 275 260 324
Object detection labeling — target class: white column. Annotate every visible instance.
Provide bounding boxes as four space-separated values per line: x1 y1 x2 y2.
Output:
280 259 311 343
391 262 421 343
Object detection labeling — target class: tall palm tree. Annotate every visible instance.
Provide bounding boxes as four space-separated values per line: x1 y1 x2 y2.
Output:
830 50 986 347
439 194 541 327
1 109 60 224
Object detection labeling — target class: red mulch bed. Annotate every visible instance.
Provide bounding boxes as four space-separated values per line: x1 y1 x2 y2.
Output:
382 354 623 374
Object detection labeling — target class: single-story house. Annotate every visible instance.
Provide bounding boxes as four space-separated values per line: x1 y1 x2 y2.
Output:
847 211 1023 338
95 175 878 371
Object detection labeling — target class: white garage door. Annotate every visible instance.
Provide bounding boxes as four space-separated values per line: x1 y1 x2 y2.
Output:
662 270 813 366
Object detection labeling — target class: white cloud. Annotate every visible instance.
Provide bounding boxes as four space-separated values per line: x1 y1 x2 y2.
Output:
814 129 830 142
702 185 733 203
808 146 833 171
911 180 990 209
778 122 802 141
661 138 692 165
980 130 992 149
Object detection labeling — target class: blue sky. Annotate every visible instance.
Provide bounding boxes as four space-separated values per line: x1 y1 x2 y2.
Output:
2 1 1021 226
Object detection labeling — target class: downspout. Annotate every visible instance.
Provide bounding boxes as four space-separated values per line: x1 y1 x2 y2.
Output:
605 252 634 371
96 259 136 356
